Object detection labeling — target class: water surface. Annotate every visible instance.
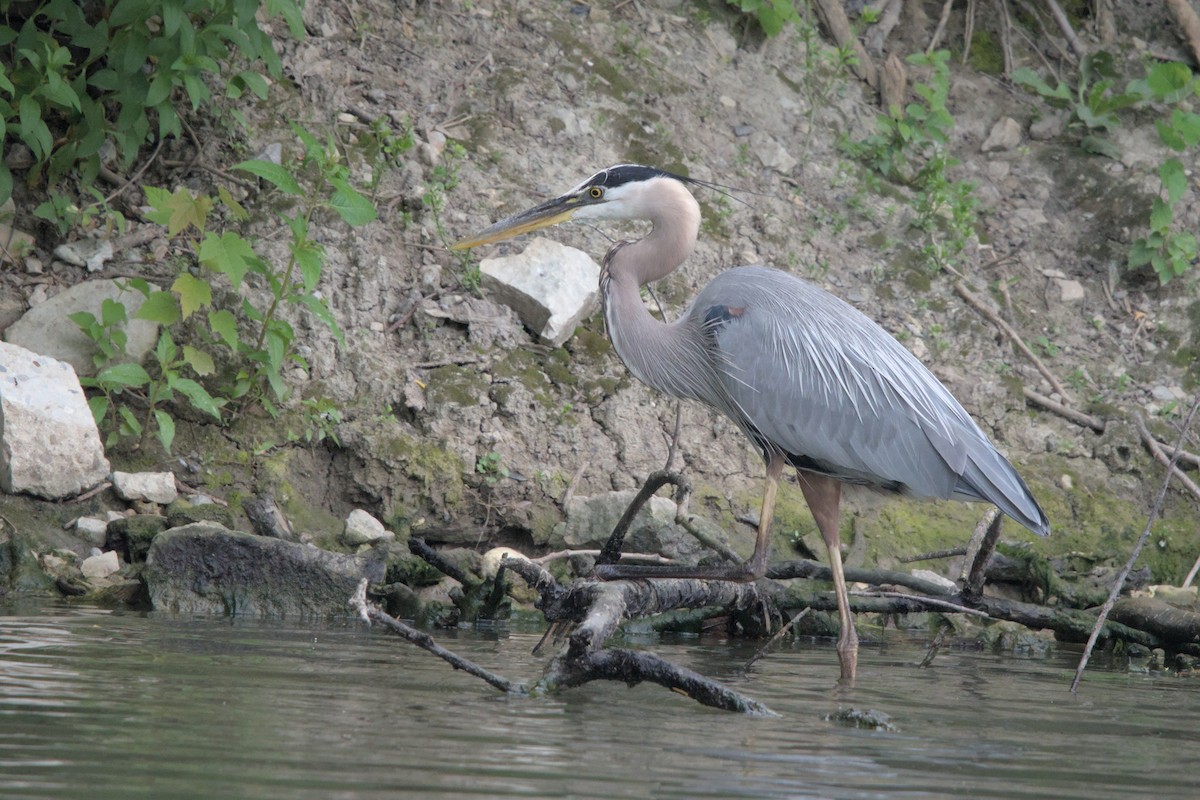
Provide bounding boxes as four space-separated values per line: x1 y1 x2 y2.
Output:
0 602 1192 799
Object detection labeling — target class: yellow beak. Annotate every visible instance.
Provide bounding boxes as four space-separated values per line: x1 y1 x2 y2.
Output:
450 195 581 250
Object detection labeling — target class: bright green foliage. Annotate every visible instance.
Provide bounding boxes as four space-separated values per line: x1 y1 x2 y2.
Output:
843 51 977 273
1129 64 1200 284
0 0 303 210
723 0 802 36
73 125 378 452
1012 51 1145 158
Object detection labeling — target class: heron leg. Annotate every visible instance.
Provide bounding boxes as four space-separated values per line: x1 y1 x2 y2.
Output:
798 472 857 686
593 455 784 583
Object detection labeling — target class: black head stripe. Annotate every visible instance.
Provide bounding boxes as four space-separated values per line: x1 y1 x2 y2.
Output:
584 164 674 190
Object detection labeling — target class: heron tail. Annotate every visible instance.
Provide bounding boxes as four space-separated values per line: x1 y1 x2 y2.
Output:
955 448 1050 536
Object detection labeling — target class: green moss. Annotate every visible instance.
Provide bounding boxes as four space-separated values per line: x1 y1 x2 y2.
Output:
379 429 466 511
967 30 1005 75
424 364 489 408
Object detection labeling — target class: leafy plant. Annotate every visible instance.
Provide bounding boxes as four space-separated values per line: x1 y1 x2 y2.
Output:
1126 63 1200 284
724 0 802 37
0 0 303 210
74 125 377 451
843 51 977 273
1012 51 1143 158
475 450 509 485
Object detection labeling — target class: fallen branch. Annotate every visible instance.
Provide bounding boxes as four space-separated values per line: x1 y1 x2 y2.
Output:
349 579 523 694
1072 398 1200 692
768 559 957 597
954 281 1072 403
540 647 776 715
1023 387 1106 433
1135 414 1200 506
1166 0 1200 67
812 0 878 88
1045 0 1086 59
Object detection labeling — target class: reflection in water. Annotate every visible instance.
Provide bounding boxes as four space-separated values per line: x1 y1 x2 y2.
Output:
0 602 1194 799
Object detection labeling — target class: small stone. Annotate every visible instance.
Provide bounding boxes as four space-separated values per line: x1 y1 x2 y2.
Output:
24 256 44 274
111 471 179 504
1060 474 1073 491
982 117 1022 152
1150 386 1176 402
369 321 385 332
1030 111 1067 141
75 516 110 547
1056 278 1085 303
53 239 115 272
343 509 395 546
719 95 736 109
255 142 283 165
81 550 120 579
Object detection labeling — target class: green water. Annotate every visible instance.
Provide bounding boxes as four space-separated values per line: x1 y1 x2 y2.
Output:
0 602 1193 799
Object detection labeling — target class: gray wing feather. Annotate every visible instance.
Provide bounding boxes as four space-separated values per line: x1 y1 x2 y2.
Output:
687 266 1048 535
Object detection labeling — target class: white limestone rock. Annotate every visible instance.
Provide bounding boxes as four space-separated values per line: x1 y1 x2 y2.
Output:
479 238 599 347
982 117 1022 152
111 470 178 504
343 508 395 546
81 550 120 579
0 342 110 499
3 279 159 377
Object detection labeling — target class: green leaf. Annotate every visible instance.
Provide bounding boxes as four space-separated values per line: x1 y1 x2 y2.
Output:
134 290 181 325
153 409 176 453
18 95 53 160
145 72 173 107
170 377 222 419
100 298 128 326
199 231 256 286
172 272 212 319
96 362 151 388
144 186 211 237
233 69 270 100
1160 159 1188 205
183 345 215 377
88 395 109 426
155 330 177 366
208 309 239 349
117 405 142 436
297 294 344 346
1150 197 1173 232
328 182 378 225
233 159 303 195
1080 135 1122 160
1128 238 1155 269
109 0 154 28
1146 62 1192 103
292 239 324 292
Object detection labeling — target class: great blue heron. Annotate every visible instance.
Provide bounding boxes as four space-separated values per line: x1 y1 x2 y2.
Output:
452 164 1049 683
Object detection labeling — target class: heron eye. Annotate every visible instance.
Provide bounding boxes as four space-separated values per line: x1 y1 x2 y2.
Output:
588 186 604 199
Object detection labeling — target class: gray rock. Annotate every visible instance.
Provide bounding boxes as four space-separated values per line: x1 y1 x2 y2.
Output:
751 132 798 173
74 516 109 547
558 491 734 562
1030 111 1067 141
144 522 386 616
343 508 395 546
1055 278 1085 303
3 279 159 377
111 470 178 504
0 342 110 499
480 237 599 346
53 239 114 272
982 117 1022 152
81 550 120 579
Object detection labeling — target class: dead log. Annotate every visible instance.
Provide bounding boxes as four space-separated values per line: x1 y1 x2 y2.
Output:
1109 596 1200 645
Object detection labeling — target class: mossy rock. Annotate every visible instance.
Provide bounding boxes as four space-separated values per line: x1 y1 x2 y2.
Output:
166 499 238 530
106 515 171 564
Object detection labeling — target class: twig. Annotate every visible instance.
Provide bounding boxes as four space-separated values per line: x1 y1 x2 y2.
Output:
64 481 112 504
954 281 1072 402
677 515 744 564
994 0 1015 76
1183 553 1200 591
1071 399 1200 692
1022 387 1106 432
851 590 990 617
596 470 690 566
918 621 952 668
408 536 475 586
962 0 976 65
927 0 955 54
1155 440 1200 470
900 546 968 563
962 511 1005 602
561 460 588 510
664 400 683 471
743 608 812 671
540 647 776 715
349 579 523 694
1134 414 1200 507
768 559 957 597
1045 0 1086 59
959 507 1000 584
533 548 674 566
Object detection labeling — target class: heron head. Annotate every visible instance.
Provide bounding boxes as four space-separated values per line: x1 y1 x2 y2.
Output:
450 164 681 250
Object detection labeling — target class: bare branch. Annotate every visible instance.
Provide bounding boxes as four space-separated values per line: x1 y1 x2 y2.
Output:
1071 399 1200 692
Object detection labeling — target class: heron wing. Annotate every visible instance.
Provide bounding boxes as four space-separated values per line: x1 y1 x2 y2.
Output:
690 266 1047 534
